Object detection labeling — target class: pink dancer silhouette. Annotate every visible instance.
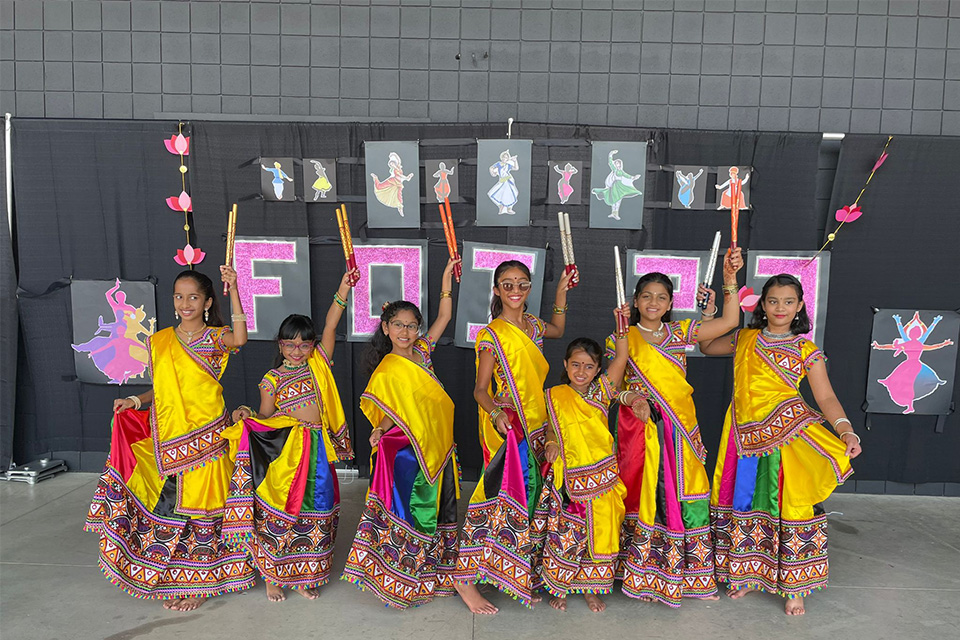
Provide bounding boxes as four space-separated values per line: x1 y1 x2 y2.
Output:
872 312 953 414
72 280 156 384
553 162 578 204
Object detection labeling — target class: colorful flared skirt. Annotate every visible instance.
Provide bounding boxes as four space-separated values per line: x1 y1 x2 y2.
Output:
711 419 852 599
84 409 254 600
454 410 546 607
536 480 621 597
222 419 340 590
614 407 717 607
342 430 460 609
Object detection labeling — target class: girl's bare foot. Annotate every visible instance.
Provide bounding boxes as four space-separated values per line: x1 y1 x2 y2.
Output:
727 586 757 599
638 595 654 602
584 593 605 612
549 595 567 611
688 593 720 601
297 587 321 600
163 597 205 611
456 582 498 614
785 597 805 616
266 583 286 602
531 592 542 604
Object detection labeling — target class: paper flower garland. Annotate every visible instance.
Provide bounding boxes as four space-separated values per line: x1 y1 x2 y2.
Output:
164 123 203 266
809 136 892 263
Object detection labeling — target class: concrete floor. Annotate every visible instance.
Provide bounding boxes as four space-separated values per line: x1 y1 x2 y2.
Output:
1 473 958 640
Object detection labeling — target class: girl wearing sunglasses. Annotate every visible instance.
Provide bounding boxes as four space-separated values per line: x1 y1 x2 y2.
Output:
342 258 462 609
455 259 577 614
224 268 358 603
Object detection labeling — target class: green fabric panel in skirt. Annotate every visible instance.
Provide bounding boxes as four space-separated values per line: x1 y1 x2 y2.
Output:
409 467 441 535
680 498 710 529
752 450 781 517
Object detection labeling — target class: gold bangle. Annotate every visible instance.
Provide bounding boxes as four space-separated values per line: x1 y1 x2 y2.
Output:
333 292 347 308
126 395 142 410
440 290 452 299
722 285 738 295
231 313 247 322
552 305 567 315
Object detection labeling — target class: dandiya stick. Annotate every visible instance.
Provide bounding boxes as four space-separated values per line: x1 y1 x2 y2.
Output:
698 230 722 311
562 212 578 288
223 203 237 295
440 204 455 255
614 246 627 336
730 173 741 250
557 212 570 266
342 204 358 282
335 205 350 262
443 197 461 281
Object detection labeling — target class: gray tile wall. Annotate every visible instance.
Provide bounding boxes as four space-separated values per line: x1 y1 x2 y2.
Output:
1 0 959 135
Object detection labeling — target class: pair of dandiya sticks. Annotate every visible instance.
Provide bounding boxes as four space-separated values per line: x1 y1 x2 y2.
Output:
224 203 238 295
438 197 462 282
336 204 361 286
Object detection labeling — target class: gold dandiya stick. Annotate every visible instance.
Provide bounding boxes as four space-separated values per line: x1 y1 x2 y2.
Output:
339 204 359 283
223 203 237 295
562 211 577 288
557 212 570 265
443 197 461 281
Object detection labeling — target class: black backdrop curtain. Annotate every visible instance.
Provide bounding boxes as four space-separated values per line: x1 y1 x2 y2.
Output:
823 134 960 483
12 118 955 485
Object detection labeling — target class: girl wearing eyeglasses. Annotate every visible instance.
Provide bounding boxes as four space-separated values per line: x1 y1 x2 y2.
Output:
224 269 358 603
455 259 578 614
341 257 462 609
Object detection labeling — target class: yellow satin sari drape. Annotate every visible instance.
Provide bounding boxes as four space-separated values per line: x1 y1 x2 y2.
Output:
545 384 625 558
308 346 349 459
475 317 550 460
149 327 230 476
621 327 709 500
360 354 455 485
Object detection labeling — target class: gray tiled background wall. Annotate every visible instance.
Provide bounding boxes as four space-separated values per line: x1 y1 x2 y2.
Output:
1 0 959 135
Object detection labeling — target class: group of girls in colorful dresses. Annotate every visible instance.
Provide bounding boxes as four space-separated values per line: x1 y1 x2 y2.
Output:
88 247 862 618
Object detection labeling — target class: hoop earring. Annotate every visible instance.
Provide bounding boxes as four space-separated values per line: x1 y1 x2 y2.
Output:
204 309 209 323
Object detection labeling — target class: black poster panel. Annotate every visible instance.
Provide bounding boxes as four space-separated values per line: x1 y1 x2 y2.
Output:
866 310 958 416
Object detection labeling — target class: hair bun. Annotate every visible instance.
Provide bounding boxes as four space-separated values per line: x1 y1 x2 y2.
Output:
381 301 390 312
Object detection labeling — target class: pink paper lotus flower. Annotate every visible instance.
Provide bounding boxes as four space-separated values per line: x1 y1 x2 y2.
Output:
738 286 760 312
166 191 192 212
174 244 205 266
164 133 190 156
871 151 888 173
835 204 862 223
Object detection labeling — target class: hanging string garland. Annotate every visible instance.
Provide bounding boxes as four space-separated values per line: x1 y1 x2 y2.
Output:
808 135 893 265
164 123 204 267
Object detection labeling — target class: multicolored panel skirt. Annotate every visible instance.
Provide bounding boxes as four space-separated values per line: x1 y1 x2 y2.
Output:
342 430 459 609
614 406 717 607
454 412 546 608
711 421 850 599
222 419 340 591
537 481 619 598
84 409 254 600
